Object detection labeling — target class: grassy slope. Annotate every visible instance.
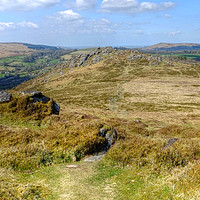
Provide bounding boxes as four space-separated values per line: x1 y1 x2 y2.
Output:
1 49 200 199
143 43 200 51
0 43 36 58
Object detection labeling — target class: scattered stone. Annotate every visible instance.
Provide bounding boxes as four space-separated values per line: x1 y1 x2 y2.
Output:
66 165 78 168
134 119 141 123
0 91 12 103
164 138 178 149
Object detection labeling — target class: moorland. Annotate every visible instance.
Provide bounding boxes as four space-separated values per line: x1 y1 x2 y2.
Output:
0 44 200 199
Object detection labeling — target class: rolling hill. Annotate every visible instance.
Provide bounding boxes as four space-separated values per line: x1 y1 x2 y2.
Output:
0 47 200 199
0 42 60 58
142 42 200 51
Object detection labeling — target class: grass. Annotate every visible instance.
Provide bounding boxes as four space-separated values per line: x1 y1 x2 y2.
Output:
1 48 200 199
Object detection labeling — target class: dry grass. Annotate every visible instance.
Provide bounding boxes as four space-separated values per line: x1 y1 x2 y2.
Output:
1 48 200 199
0 43 35 58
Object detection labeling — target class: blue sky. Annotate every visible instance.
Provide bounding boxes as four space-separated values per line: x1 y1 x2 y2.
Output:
0 0 199 47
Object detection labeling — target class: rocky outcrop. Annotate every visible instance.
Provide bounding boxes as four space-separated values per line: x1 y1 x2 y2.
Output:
78 54 90 66
0 91 12 103
21 90 60 114
99 125 117 150
93 55 102 64
128 53 146 61
61 47 116 71
102 47 114 56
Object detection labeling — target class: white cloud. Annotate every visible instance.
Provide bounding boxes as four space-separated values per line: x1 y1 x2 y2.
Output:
47 9 115 35
101 0 175 14
18 21 39 28
0 0 60 11
55 9 83 21
101 0 139 12
45 10 84 35
0 22 15 30
169 31 181 37
76 0 96 10
0 21 39 31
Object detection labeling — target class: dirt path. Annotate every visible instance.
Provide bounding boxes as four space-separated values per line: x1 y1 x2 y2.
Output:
56 162 115 200
29 160 117 200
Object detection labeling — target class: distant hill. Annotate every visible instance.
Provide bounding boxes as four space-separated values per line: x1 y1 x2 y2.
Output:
142 43 200 51
0 42 59 58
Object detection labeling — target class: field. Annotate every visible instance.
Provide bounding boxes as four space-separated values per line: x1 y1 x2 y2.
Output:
163 54 200 61
0 48 200 199
0 43 36 58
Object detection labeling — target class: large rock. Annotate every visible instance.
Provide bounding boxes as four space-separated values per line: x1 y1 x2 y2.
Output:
102 47 114 55
21 90 41 97
99 125 117 150
78 54 90 66
21 90 50 103
21 90 60 115
0 91 12 103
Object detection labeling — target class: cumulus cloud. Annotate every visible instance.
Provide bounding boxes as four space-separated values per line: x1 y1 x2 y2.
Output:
53 9 83 21
0 22 15 30
101 0 175 14
47 9 115 35
76 0 96 10
169 30 181 37
18 21 39 28
0 0 60 11
0 21 38 30
45 9 84 35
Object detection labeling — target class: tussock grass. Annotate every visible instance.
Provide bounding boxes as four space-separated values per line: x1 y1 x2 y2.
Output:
1 49 200 199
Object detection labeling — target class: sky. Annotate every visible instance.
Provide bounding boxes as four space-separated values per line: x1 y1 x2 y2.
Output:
0 0 199 47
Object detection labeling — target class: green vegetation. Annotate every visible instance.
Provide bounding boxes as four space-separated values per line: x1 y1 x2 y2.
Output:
0 49 76 90
0 51 68 78
163 54 200 61
0 48 200 199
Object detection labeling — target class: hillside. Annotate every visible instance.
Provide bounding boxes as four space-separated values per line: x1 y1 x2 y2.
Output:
0 44 75 90
0 43 60 58
0 47 200 199
142 43 200 51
